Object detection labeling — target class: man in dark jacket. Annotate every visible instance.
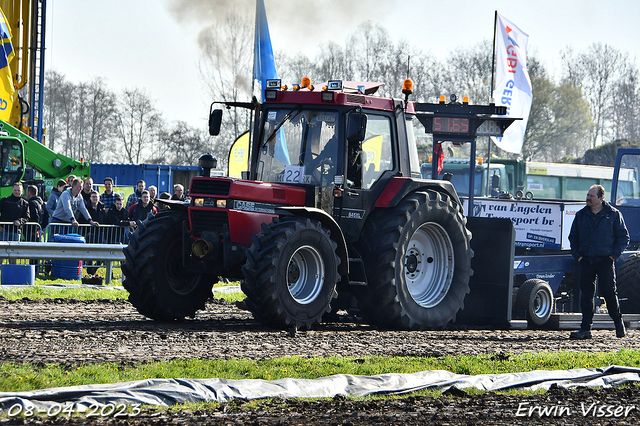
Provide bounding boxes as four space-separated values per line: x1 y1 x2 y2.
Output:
0 182 30 241
82 190 106 243
26 185 44 241
568 184 629 339
105 196 135 243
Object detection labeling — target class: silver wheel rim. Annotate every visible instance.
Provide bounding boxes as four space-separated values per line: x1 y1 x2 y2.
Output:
287 245 325 305
404 222 455 308
533 287 552 319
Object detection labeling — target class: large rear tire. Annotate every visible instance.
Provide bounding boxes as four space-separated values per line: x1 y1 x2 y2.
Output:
242 217 339 330
356 190 472 330
618 253 640 313
123 211 212 320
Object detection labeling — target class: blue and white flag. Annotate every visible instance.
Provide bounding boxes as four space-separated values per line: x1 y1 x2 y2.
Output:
253 0 289 165
253 0 277 103
491 14 532 154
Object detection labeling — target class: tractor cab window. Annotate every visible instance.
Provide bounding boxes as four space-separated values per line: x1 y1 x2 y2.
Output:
360 114 393 190
258 108 339 186
0 141 23 187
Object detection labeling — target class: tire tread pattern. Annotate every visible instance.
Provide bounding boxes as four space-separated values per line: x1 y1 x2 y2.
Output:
355 190 473 330
123 211 212 321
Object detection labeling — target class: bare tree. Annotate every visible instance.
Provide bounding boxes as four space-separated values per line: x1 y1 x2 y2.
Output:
562 43 629 147
83 78 117 162
441 40 493 104
114 88 161 164
612 68 640 141
198 9 253 144
346 22 393 83
156 121 211 166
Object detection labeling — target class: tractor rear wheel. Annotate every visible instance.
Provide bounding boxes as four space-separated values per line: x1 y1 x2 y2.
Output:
242 217 339 330
123 211 212 320
356 190 472 330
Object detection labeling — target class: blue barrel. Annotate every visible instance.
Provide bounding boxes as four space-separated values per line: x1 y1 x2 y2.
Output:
51 234 85 280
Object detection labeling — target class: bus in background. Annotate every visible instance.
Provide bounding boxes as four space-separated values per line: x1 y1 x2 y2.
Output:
421 158 525 197
526 162 623 200
421 158 636 201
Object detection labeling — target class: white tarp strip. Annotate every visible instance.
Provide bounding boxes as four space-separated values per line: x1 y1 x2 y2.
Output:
0 365 638 412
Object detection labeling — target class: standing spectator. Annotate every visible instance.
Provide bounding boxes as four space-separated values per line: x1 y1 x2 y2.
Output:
128 190 157 223
83 190 106 224
26 185 44 241
46 179 67 222
0 182 30 241
106 196 135 243
106 196 135 227
66 175 77 187
171 184 185 201
569 184 629 340
51 178 99 230
100 177 119 213
81 177 94 202
82 190 106 247
126 180 146 211
148 185 158 202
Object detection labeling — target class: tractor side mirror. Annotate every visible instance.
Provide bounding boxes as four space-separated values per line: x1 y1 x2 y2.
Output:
209 109 223 136
347 112 367 143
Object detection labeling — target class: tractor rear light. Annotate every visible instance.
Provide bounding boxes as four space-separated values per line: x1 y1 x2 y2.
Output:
216 199 227 208
321 91 334 102
265 90 278 101
333 188 343 197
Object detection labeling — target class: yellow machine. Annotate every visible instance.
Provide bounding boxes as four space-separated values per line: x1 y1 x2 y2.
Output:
0 1 88 198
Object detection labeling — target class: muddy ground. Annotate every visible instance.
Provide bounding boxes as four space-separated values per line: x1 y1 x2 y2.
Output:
1 297 639 425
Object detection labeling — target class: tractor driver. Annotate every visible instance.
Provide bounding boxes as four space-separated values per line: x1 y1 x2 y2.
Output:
306 133 363 187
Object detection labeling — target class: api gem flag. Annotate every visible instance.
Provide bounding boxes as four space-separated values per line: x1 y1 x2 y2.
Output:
491 13 532 154
253 0 289 165
0 8 15 122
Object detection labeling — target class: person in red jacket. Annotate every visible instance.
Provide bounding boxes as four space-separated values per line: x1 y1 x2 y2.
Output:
128 190 157 224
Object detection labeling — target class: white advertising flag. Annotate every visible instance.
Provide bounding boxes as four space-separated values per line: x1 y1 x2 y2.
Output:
491 14 532 154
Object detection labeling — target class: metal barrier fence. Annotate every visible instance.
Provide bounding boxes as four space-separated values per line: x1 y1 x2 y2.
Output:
0 222 132 283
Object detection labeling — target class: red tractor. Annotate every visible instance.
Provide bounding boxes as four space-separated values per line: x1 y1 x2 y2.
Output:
123 79 511 330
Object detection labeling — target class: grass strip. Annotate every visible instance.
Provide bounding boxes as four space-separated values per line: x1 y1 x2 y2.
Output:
0 276 244 302
1 350 639 393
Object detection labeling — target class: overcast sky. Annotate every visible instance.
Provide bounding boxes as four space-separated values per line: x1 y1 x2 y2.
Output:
44 0 640 131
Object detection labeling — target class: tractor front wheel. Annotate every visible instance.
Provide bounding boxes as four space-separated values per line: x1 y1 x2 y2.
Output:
242 217 339 330
123 211 212 320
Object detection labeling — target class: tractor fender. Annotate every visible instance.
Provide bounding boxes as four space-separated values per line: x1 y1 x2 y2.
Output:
374 177 461 209
156 198 189 211
275 206 349 277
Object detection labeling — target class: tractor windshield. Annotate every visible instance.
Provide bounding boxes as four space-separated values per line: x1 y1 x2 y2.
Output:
257 108 339 186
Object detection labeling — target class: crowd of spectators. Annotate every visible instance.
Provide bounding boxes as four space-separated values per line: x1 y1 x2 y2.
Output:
0 177 190 244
